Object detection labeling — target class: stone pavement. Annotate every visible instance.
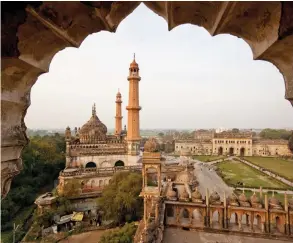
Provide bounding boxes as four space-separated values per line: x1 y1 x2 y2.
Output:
193 160 233 199
162 228 290 243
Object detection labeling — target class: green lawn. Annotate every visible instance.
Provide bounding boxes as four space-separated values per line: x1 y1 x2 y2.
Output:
244 157 293 181
216 160 291 189
193 155 225 162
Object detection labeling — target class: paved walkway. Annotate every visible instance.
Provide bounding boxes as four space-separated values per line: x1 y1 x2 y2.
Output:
193 160 233 199
162 228 291 243
59 230 106 243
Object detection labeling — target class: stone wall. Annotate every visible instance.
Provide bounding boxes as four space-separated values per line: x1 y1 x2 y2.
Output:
67 154 141 168
212 138 253 156
175 141 213 155
175 138 292 157
252 142 292 157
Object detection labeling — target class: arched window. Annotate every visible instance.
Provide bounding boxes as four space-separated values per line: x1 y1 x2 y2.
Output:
115 160 124 167
85 162 96 168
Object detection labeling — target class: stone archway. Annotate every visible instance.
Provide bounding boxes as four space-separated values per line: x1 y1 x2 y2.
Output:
229 147 234 156
240 147 245 157
85 162 97 168
1 1 293 197
218 147 223 155
114 160 124 167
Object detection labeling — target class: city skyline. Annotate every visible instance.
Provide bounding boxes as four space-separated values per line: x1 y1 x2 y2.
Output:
25 3 293 130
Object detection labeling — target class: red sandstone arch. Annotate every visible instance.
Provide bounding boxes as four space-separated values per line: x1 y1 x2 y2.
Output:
1 2 293 197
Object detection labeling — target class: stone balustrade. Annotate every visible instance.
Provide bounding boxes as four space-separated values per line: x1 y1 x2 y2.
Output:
59 165 142 177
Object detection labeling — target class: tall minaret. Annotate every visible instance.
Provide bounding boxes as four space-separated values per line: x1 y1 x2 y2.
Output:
126 54 141 155
115 90 123 136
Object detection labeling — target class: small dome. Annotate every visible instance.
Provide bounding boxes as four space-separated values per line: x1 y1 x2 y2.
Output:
269 195 283 210
80 116 107 136
192 188 202 200
250 192 260 204
166 187 177 198
239 192 248 202
269 197 280 205
79 104 107 142
116 91 121 97
175 168 194 184
130 58 139 68
229 193 239 205
181 188 189 199
210 191 220 202
144 137 160 152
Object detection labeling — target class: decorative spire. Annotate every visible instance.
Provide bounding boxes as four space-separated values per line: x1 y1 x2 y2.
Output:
133 53 135 61
92 103 96 117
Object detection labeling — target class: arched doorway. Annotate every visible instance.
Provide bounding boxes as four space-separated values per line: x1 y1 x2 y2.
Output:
114 160 124 167
85 162 97 168
218 147 223 155
240 148 245 157
229 147 234 156
2 2 293 200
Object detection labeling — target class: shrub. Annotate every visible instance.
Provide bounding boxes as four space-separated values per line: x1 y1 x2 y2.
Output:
99 222 137 243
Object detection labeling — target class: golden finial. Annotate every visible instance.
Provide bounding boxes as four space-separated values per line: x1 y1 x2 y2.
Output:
92 103 96 116
133 53 136 61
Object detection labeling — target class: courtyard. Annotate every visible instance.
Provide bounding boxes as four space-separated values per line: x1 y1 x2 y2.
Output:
216 160 291 190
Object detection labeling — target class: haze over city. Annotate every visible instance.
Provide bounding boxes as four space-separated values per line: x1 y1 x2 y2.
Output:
25 3 293 130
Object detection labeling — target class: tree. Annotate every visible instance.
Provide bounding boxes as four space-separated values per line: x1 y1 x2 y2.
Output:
289 131 293 153
259 128 291 140
97 172 143 225
58 179 82 198
232 128 240 133
1 133 65 236
158 132 164 137
99 222 137 243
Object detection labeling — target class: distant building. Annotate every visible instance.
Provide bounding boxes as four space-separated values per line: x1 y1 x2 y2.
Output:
215 127 227 133
175 130 292 157
52 57 143 214
194 129 214 140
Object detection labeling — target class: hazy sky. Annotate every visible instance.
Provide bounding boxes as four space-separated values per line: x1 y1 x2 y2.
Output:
25 4 293 130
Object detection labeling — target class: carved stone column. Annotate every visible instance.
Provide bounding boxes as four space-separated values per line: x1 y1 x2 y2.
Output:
1 58 43 198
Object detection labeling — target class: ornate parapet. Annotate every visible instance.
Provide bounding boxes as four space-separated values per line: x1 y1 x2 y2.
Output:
59 165 142 177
